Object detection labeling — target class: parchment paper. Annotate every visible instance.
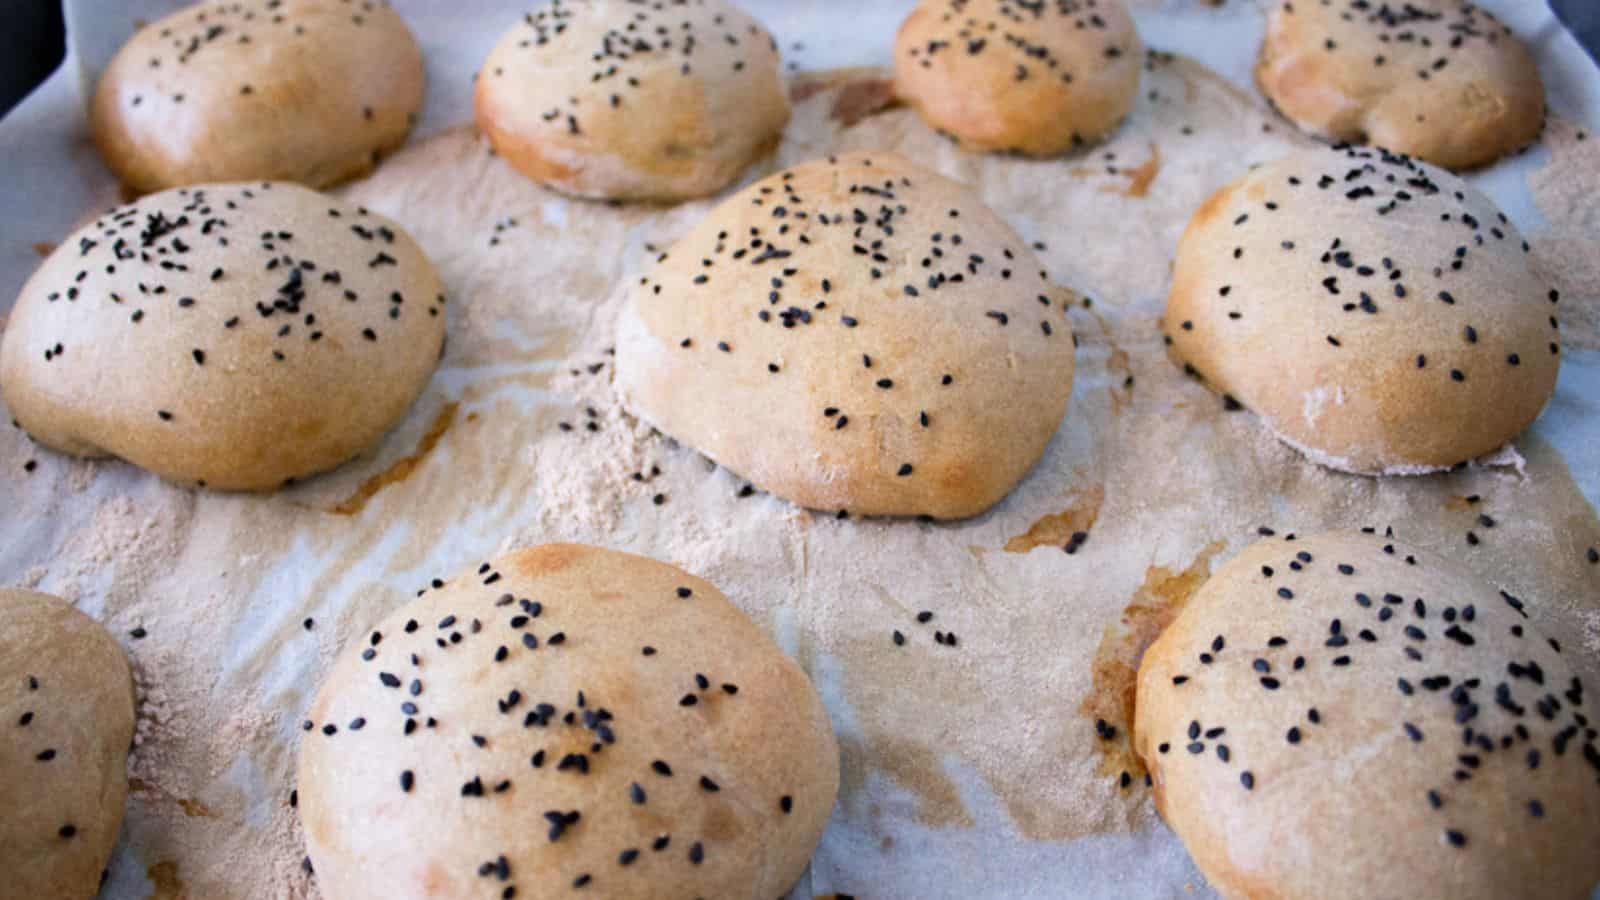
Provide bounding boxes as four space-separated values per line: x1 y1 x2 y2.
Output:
1 2 1598 898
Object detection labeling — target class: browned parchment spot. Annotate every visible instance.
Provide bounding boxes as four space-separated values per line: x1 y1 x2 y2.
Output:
1106 142 1161 198
791 68 898 128
831 78 897 127
1003 484 1105 553
32 242 54 257
864 734 973 829
1075 303 1135 412
328 402 458 516
147 860 185 899
129 777 215 818
177 797 213 818
1082 540 1226 781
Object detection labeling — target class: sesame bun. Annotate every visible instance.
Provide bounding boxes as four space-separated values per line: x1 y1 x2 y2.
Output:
0 182 447 490
1135 531 1600 900
1255 0 1543 171
1161 145 1559 476
892 0 1143 156
474 0 790 202
90 0 424 194
614 151 1078 519
1 589 136 900
296 543 839 899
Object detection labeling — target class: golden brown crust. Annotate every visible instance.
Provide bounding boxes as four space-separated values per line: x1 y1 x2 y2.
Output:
615 151 1077 519
1162 145 1559 475
1135 532 1600 900
473 0 790 202
1254 0 1544 171
892 0 1143 156
298 544 839 899
90 0 424 194
0 182 447 490
0 589 135 900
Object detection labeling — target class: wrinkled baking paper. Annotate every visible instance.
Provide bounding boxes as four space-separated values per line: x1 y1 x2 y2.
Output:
1 1 1597 897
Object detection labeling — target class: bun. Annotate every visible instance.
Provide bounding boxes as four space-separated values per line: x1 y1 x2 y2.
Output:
90 0 424 193
0 589 136 900
1163 145 1559 475
1 182 447 490
298 544 839 899
1255 0 1543 171
1135 531 1600 900
474 0 789 201
616 151 1077 519
893 0 1142 155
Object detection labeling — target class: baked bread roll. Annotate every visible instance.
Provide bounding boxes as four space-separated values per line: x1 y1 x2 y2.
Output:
297 544 838 899
1 589 136 900
0 182 447 490
893 0 1143 156
616 152 1078 519
90 0 424 194
1135 531 1600 900
1162 145 1559 475
474 0 790 201
1255 0 1543 171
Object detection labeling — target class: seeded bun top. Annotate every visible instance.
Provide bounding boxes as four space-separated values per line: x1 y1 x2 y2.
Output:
893 0 1143 156
297 544 839 899
474 0 790 201
616 152 1077 519
0 182 447 490
1162 145 1560 476
1 589 136 900
1255 0 1543 171
90 0 424 193
1135 531 1600 900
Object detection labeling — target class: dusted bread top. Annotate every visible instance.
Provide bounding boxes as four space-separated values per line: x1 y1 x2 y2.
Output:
298 544 839 899
1136 531 1600 900
1163 145 1559 475
1 182 447 490
475 0 790 201
616 151 1078 519
91 0 424 192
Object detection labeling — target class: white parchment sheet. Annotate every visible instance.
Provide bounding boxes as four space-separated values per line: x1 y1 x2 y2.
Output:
1 2 1598 898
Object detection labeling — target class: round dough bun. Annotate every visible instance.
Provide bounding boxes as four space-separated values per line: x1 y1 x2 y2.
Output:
0 182 447 490
297 544 839 899
474 0 790 202
1135 531 1600 900
1162 145 1559 476
615 151 1078 519
1 589 136 900
1255 0 1544 171
893 0 1143 156
90 0 424 193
